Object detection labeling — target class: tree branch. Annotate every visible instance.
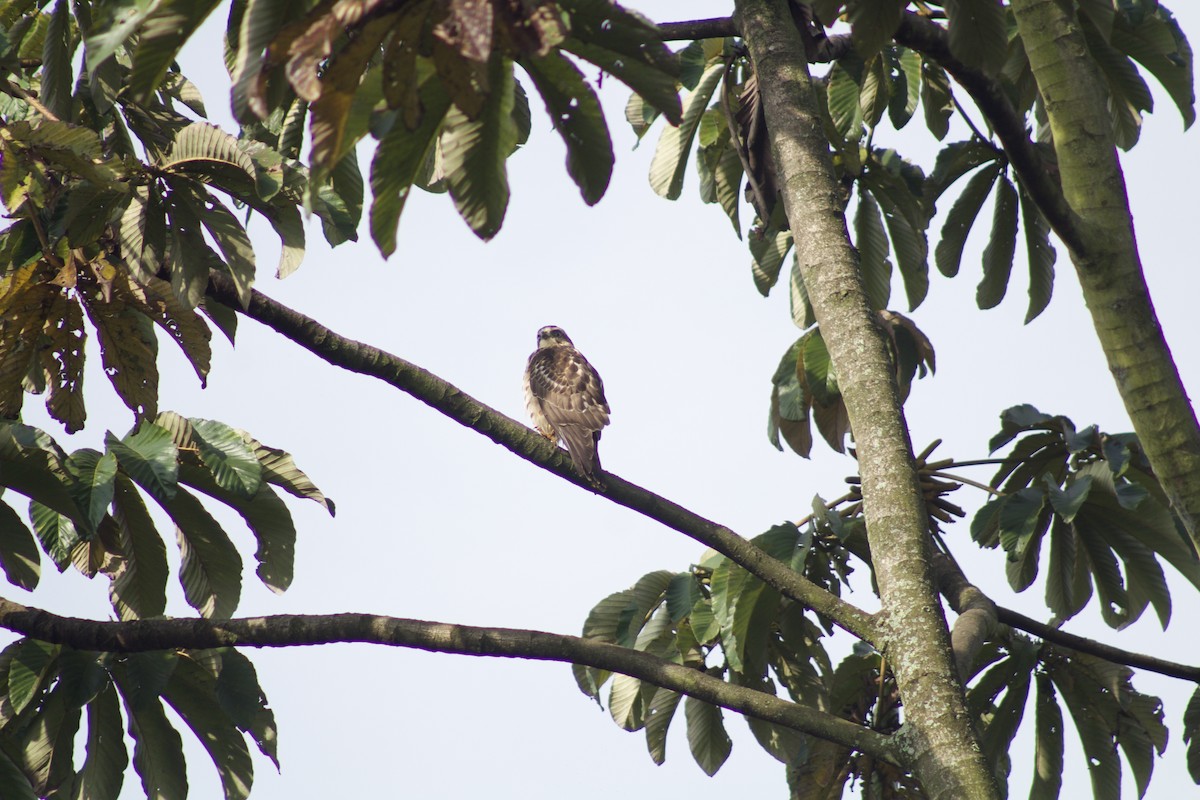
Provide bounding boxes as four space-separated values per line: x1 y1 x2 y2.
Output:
0 596 902 765
931 553 997 683
204 273 878 643
657 17 737 41
733 2 997 797
996 606 1200 683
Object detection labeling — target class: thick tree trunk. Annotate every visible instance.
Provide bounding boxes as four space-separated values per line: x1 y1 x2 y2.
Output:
733 2 1000 798
1011 0 1200 546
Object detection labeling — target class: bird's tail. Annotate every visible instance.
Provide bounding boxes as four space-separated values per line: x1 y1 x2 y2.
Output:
560 426 603 487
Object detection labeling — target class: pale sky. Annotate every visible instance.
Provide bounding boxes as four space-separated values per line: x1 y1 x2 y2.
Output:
7 2 1200 798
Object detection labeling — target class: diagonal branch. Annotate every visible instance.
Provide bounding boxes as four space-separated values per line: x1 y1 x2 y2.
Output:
204 273 878 643
0 596 902 765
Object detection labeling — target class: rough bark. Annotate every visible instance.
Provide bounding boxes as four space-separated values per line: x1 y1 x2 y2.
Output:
733 1 999 798
1011 0 1200 547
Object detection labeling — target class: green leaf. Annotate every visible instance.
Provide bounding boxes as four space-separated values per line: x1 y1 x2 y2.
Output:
40 0 73 120
215 650 278 768
117 186 161 286
1018 181 1056 322
1048 476 1093 524
558 0 681 125
190 419 262 499
179 463 294 595
189 190 257 309
827 59 865 141
163 658 254 800
920 59 954 140
28 501 80 572
107 424 179 503
76 683 128 800
113 684 187 800
848 0 904 59
608 673 645 731
644 687 681 765
1029 673 1064 800
649 62 724 201
888 47 921 129
928 140 1004 204
108 473 169 621
8 639 58 716
1045 517 1093 622
1050 659 1122 800
944 0 1009 75
666 572 701 623
749 226 793 297
65 449 118 533
684 695 732 776
976 175 1019 309
935 163 1001 277
521 50 613 205
247 439 334 516
1184 687 1200 784
1111 8 1195 129
442 56 519 240
159 122 257 180
0 502 40 590
128 0 223 103
854 189 892 311
0 749 36 800
169 487 243 619
368 74 452 258
18 678 79 795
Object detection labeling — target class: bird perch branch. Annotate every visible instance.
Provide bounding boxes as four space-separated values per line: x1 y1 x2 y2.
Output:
204 273 879 644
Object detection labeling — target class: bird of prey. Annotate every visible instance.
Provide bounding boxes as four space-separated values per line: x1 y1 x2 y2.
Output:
524 326 611 487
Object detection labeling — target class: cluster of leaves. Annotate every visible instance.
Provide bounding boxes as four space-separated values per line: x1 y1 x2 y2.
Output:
0 0 356 430
768 310 934 458
966 637 1167 800
0 642 275 800
972 405 1200 631
573 523 905 791
0 414 332 797
222 0 684 250
629 1 1195 457
580 403 1194 797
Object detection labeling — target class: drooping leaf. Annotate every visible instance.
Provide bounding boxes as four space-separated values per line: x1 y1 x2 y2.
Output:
168 487 243 619
644 687 681 765
944 0 1009 75
441 56 519 240
935 163 1001 277
163 657 254 800
75 683 128 800
112 680 187 800
29 501 80 572
920 59 954 140
853 189 892 311
0 501 40 590
521 50 613 205
684 694 732 777
1029 673 1065 800
215 650 278 768
976 174 1019 309
108 473 169 621
649 62 724 201
369 70 453 257
1018 181 1056 322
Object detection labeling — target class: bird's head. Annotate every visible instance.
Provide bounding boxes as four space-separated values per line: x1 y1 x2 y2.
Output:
536 325 574 348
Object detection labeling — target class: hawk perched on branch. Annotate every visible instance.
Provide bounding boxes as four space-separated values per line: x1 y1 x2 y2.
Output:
524 326 611 486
